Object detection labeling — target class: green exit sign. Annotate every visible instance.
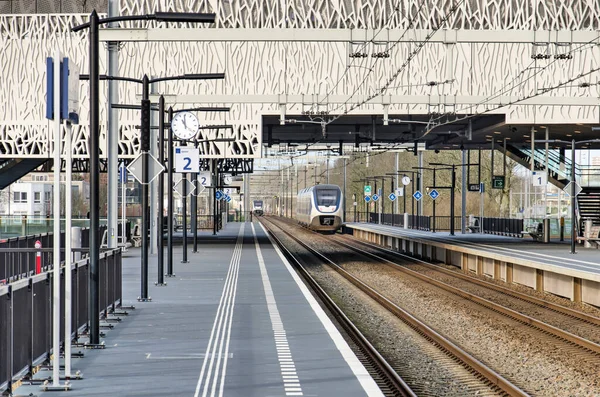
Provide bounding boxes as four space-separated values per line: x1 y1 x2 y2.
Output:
364 185 372 195
492 175 505 189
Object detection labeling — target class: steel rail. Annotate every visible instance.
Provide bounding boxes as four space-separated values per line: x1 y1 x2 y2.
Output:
330 234 600 355
341 235 600 327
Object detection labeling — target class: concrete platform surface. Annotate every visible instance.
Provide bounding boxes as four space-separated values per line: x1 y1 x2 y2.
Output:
20 222 383 397
347 223 600 276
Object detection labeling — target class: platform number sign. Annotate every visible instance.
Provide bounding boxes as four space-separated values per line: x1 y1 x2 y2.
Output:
175 147 199 173
532 171 547 187
198 171 212 187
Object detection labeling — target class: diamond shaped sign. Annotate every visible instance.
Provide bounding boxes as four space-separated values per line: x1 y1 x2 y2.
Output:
413 191 423 201
388 193 397 201
429 189 440 200
193 183 206 196
364 195 371 203
563 181 583 197
126 153 165 185
372 194 379 202
174 178 195 197
215 190 224 201
225 195 232 203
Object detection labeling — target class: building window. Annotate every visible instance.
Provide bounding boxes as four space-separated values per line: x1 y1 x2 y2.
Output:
13 192 27 203
34 191 41 203
44 192 51 203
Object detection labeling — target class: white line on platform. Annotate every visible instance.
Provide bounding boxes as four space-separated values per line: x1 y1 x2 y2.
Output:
252 223 305 397
259 222 385 397
194 224 244 397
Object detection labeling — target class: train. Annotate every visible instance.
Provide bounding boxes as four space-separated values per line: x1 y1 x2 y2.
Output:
296 184 343 232
253 200 264 216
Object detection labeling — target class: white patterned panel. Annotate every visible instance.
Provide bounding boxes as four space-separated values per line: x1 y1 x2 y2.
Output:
0 1 600 159
122 0 600 30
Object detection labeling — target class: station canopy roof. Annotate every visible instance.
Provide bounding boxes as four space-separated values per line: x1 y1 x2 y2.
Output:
262 114 600 151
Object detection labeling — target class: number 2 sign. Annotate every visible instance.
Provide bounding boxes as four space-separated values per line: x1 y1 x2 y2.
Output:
198 171 212 187
175 147 200 173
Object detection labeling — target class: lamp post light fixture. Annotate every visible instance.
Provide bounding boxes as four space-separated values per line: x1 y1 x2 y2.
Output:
72 10 216 346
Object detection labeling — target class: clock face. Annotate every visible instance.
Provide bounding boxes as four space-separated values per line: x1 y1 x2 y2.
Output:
171 111 199 140
402 176 411 186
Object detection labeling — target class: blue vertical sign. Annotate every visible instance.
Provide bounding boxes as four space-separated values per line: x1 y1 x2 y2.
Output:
46 56 76 122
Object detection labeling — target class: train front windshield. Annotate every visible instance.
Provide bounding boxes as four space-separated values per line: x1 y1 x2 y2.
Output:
315 188 340 207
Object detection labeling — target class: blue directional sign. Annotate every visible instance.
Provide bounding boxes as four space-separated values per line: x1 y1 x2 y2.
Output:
364 195 371 203
413 191 423 201
429 189 440 200
372 194 379 202
388 193 397 201
215 190 224 201
225 195 232 203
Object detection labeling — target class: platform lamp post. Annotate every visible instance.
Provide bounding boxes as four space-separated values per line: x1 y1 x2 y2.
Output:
537 138 600 254
413 167 437 232
84 73 224 297
429 163 457 236
73 10 216 344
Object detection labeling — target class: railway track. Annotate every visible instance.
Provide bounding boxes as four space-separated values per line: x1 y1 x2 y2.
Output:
327 233 600 357
260 219 417 397
261 217 527 397
337 234 600 345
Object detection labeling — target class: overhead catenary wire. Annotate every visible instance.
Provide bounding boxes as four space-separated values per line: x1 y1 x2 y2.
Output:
426 34 600 126
306 4 406 117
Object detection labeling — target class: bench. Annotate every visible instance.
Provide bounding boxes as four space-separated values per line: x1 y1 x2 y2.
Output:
467 219 480 233
576 225 600 248
101 229 133 250
521 222 544 242
131 224 142 247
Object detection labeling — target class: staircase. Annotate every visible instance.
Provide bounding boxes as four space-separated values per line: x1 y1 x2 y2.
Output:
0 159 49 190
576 186 600 227
501 144 572 189
501 144 600 231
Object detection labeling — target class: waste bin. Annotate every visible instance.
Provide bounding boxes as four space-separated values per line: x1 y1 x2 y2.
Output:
543 218 551 243
584 219 593 248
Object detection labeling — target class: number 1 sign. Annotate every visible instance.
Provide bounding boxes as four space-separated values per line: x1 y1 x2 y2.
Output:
175 147 200 173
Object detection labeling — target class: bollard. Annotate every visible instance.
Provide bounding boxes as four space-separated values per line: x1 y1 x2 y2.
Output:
35 239 42 274
403 213 409 229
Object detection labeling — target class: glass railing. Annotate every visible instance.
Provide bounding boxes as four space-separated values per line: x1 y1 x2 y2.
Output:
0 216 107 240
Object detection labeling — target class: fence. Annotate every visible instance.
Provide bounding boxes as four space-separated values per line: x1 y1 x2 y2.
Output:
480 217 524 237
0 247 122 393
0 226 106 284
365 213 530 237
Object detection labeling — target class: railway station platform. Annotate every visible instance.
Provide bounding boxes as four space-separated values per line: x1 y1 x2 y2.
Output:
344 223 600 307
18 222 382 397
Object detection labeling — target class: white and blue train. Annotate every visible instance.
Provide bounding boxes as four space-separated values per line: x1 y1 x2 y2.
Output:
296 184 343 232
